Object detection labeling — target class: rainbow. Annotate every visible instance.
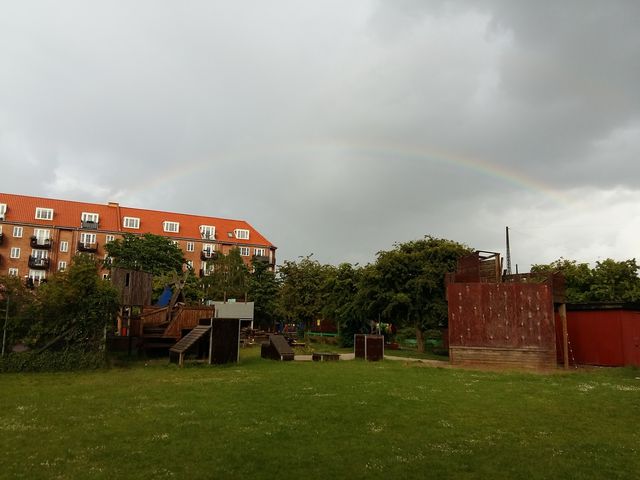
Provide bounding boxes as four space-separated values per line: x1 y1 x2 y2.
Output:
119 142 570 206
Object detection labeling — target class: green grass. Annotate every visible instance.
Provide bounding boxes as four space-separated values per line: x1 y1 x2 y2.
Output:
1 348 639 479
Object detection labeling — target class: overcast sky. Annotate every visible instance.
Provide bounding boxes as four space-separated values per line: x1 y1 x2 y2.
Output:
2 1 640 270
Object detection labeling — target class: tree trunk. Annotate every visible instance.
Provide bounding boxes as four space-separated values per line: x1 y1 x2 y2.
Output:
415 326 425 353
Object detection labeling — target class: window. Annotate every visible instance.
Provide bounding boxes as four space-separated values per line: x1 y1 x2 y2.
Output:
102 274 109 280
105 234 115 243
60 241 69 253
8 268 18 277
28 270 46 282
0 203 6 219
163 221 180 233
33 228 50 242
10 247 20 259
254 248 266 257
13 226 23 238
200 225 216 240
58 261 67 271
81 212 99 223
239 246 250 256
186 260 193 269
186 241 195 252
35 207 54 220
32 250 48 260
234 229 249 240
171 240 179 246
123 217 140 229
80 233 97 244
203 243 215 254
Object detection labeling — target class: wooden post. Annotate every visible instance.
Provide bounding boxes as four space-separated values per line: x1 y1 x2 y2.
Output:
560 303 569 369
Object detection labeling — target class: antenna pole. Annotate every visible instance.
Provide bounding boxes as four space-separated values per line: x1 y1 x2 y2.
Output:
505 226 512 276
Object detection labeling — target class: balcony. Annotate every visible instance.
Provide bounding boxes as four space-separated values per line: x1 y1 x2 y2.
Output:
30 236 52 249
77 241 98 253
252 255 270 264
201 250 218 261
28 256 50 270
81 220 99 230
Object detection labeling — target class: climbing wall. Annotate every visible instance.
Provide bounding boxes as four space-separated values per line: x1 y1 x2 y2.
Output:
447 283 557 369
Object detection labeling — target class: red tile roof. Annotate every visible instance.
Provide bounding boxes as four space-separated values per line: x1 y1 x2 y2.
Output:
0 192 275 248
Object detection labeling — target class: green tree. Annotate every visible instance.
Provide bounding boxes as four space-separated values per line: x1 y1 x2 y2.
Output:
0 275 37 351
104 233 186 276
532 257 640 303
30 254 120 351
277 255 335 330
248 258 280 330
202 249 250 301
365 237 470 352
323 262 366 346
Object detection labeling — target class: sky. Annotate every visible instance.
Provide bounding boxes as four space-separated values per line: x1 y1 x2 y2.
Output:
1 0 640 270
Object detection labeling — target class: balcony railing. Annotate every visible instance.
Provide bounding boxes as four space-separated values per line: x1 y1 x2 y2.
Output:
200 251 218 261
28 256 50 269
81 220 99 230
77 241 98 253
30 236 52 249
252 255 271 264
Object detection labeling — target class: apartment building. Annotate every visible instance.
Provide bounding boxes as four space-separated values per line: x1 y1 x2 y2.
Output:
0 192 276 283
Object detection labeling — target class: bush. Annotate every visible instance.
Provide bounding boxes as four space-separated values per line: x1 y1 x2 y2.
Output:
0 350 106 373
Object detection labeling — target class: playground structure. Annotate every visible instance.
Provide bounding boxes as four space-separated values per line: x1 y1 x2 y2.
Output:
446 251 566 370
261 334 295 361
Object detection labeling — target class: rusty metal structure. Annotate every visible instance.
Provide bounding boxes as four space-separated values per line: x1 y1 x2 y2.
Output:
447 251 565 370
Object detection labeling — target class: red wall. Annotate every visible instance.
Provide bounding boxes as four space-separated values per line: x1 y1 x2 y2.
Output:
556 309 640 367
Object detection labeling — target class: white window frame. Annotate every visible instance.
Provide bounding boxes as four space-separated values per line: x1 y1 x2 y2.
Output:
105 234 115 243
0 203 6 219
81 212 99 224
186 260 193 269
58 261 67 271
8 268 18 277
234 228 249 240
35 207 54 220
171 240 179 246
254 248 266 257
13 226 23 238
123 217 140 229
186 242 195 252
80 232 97 244
28 270 46 282
60 241 69 253
10 247 20 259
203 243 215 254
200 225 216 240
32 250 48 260
163 221 180 233
33 228 51 242
239 246 250 256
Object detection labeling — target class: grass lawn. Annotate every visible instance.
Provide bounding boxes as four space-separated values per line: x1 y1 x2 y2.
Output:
1 347 639 479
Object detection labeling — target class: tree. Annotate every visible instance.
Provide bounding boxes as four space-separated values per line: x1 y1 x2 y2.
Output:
201 249 250 301
532 257 640 303
277 255 335 330
0 275 37 352
248 258 280 330
103 233 186 276
322 262 366 346
365 237 471 352
30 254 120 350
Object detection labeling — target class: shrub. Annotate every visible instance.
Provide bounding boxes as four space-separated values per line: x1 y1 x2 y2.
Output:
0 350 106 373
